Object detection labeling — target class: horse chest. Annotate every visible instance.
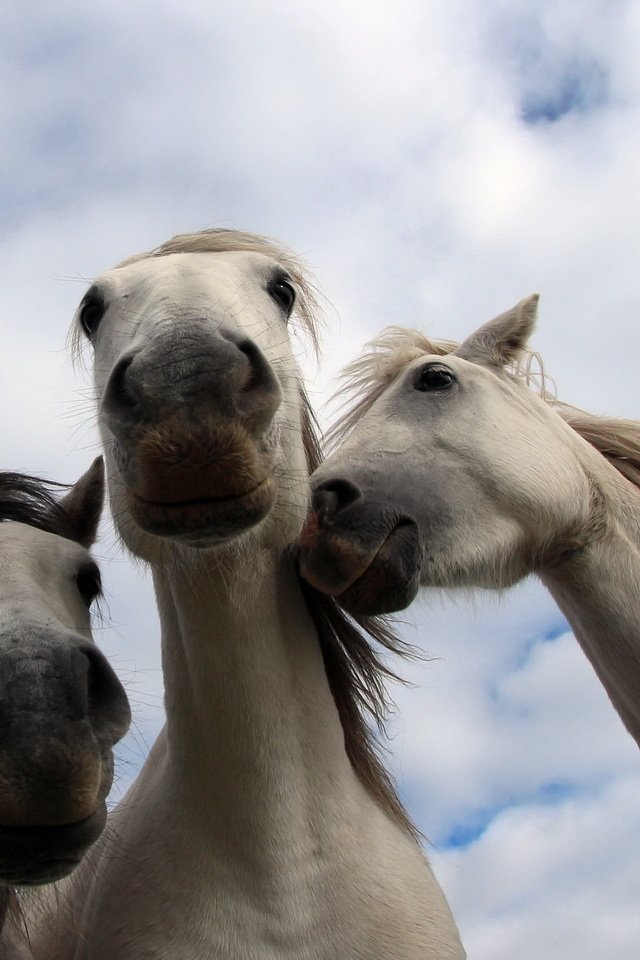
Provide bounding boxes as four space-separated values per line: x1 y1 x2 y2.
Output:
60 834 463 960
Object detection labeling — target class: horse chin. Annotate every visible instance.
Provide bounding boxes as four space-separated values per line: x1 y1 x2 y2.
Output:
299 515 422 615
127 478 276 543
0 804 107 886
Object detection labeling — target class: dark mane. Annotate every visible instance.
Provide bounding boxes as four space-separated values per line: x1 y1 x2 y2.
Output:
0 473 76 542
297 387 420 841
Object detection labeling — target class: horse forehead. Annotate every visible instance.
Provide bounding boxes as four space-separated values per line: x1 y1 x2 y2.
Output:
0 522 85 578
102 250 276 302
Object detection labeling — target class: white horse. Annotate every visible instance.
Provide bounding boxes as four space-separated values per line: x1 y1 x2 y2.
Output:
32 230 465 959
299 295 640 748
0 461 130 954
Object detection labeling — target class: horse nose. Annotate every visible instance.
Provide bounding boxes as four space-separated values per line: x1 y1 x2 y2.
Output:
312 478 364 523
0 639 130 751
103 324 281 436
78 643 131 748
0 635 130 826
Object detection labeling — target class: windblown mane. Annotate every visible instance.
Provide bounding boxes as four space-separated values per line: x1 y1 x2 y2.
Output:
297 388 419 840
120 228 323 352
0 472 76 541
328 325 640 496
72 229 419 840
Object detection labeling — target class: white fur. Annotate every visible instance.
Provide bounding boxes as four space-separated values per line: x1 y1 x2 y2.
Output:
319 297 640 746
30 245 464 959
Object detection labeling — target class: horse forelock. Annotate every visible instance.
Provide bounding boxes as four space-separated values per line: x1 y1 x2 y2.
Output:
120 228 323 350
327 326 461 450
0 473 77 543
328 324 640 497
70 228 325 367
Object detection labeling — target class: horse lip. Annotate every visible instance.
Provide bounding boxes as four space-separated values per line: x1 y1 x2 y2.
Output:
0 804 107 884
299 514 418 598
128 477 276 541
336 528 422 615
132 477 271 509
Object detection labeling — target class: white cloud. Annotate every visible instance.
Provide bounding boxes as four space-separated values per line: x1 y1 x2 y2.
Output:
432 774 640 960
2 0 640 954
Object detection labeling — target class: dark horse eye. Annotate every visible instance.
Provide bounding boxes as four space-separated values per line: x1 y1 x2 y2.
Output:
268 276 296 315
79 290 106 338
75 562 102 607
414 364 455 392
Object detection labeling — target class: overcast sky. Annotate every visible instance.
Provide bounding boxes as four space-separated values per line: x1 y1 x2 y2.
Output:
2 1 640 956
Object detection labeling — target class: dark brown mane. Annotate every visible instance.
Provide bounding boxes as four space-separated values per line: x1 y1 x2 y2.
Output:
297 387 420 841
0 473 76 542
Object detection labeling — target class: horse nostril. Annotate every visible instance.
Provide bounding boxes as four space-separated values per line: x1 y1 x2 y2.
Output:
80 645 131 747
312 479 364 520
104 355 139 414
236 338 273 394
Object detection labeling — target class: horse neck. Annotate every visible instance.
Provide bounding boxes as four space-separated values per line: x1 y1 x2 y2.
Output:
540 457 640 745
151 546 357 860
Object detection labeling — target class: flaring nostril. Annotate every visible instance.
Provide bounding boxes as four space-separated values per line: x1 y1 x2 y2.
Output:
236 338 270 393
105 356 139 412
312 479 364 519
80 645 131 746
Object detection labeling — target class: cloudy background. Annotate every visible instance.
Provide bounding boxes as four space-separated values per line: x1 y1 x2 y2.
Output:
2 0 640 955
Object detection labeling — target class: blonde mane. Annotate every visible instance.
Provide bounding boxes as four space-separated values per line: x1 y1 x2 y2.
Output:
329 325 640 493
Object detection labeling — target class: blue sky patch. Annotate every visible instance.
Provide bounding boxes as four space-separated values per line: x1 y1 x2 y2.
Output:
438 781 578 850
521 59 608 124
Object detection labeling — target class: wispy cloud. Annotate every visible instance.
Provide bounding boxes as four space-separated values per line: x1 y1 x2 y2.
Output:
2 1 639 955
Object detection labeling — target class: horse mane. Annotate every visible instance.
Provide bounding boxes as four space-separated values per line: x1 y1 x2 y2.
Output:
328 325 640 498
0 472 78 542
297 386 420 841
551 402 640 489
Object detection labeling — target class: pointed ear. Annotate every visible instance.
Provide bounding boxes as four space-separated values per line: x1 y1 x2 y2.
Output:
454 294 539 367
58 457 105 547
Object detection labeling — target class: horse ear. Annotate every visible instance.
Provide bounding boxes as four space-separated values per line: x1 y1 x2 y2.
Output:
454 294 539 367
58 457 105 547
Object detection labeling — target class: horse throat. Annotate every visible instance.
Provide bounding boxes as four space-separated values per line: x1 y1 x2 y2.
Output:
540 482 640 747
152 549 357 860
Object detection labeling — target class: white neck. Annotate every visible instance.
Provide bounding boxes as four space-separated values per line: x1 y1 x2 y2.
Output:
31 543 463 959
541 470 640 746
154 548 358 868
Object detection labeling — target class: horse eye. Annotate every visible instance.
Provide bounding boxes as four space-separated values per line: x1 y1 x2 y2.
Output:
268 277 296 315
79 291 106 338
414 364 455 392
75 562 102 607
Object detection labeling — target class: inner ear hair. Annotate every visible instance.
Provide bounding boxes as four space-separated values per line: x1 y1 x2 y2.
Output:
454 294 539 368
58 457 105 548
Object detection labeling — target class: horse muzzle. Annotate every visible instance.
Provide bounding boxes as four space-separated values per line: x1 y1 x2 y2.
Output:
298 482 423 616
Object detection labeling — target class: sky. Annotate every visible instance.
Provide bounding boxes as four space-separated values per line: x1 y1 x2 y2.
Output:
2 0 640 956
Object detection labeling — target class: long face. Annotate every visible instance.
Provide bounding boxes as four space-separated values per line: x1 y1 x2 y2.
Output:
77 251 310 559
299 342 590 616
0 522 130 884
